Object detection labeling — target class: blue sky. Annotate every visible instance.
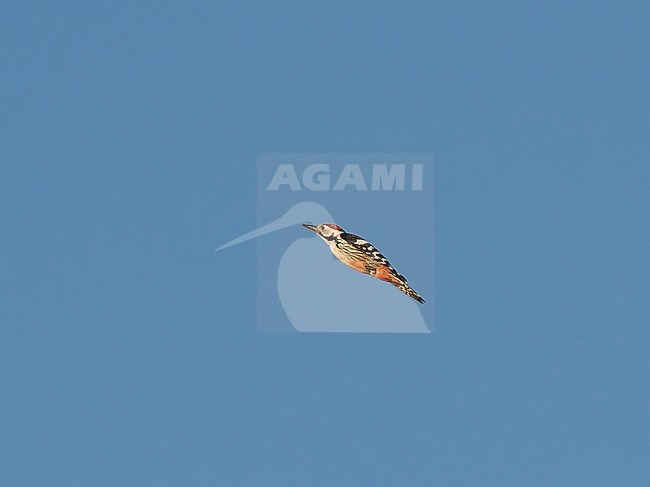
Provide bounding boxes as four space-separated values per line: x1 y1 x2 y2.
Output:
1 2 649 485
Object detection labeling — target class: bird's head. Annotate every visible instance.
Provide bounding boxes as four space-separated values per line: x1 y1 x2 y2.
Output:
302 223 344 242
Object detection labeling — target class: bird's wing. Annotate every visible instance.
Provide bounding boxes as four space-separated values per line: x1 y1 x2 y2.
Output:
340 233 408 283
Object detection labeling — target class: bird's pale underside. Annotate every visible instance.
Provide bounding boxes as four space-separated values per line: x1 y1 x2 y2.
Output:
303 223 425 304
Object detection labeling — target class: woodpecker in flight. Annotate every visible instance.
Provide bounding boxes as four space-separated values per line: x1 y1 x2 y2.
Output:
303 223 425 304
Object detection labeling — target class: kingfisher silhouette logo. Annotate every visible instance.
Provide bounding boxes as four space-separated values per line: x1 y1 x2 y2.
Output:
217 153 435 333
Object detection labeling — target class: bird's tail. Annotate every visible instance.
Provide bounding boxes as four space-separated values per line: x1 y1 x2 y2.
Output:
398 282 425 304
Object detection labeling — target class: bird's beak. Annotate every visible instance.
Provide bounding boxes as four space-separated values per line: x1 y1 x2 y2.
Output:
302 224 318 234
215 202 334 252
